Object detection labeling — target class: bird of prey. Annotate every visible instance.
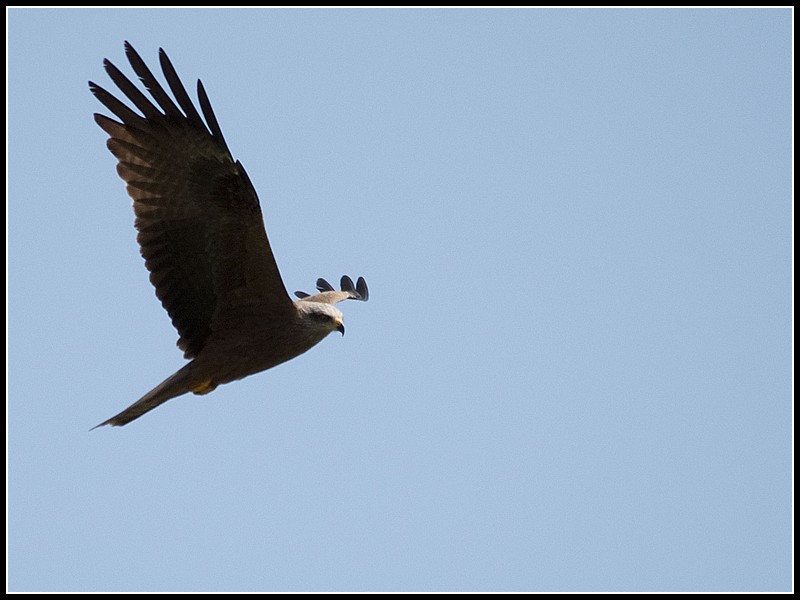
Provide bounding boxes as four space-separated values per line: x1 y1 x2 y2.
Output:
89 43 368 427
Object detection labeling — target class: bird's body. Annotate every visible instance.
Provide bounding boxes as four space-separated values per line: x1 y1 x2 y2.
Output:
90 43 368 427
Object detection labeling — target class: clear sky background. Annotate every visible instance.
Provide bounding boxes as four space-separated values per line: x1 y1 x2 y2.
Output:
8 8 792 593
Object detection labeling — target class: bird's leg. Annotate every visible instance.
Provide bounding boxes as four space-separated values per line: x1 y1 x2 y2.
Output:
190 379 217 395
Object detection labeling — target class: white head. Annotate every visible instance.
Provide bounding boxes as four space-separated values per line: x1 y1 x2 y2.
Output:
295 300 346 337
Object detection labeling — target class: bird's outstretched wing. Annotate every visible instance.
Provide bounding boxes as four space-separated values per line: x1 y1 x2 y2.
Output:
90 42 293 358
294 276 369 305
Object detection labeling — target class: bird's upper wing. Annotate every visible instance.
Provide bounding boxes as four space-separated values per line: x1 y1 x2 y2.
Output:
90 42 294 358
294 276 369 305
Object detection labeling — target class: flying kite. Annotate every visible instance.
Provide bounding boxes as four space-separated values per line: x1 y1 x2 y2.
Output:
89 43 368 427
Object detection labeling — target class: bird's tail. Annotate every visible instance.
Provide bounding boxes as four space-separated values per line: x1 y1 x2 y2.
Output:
92 363 196 429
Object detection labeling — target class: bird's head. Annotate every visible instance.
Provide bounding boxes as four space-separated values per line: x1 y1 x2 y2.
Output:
295 301 346 338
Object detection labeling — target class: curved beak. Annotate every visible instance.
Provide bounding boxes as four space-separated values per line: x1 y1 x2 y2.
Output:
335 319 345 336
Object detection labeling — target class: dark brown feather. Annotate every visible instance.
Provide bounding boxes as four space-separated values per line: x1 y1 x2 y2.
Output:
91 43 293 358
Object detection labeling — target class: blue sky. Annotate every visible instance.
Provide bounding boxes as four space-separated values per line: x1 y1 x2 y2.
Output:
8 7 792 592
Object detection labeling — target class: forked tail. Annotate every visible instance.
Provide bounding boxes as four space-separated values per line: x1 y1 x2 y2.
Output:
92 363 195 429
